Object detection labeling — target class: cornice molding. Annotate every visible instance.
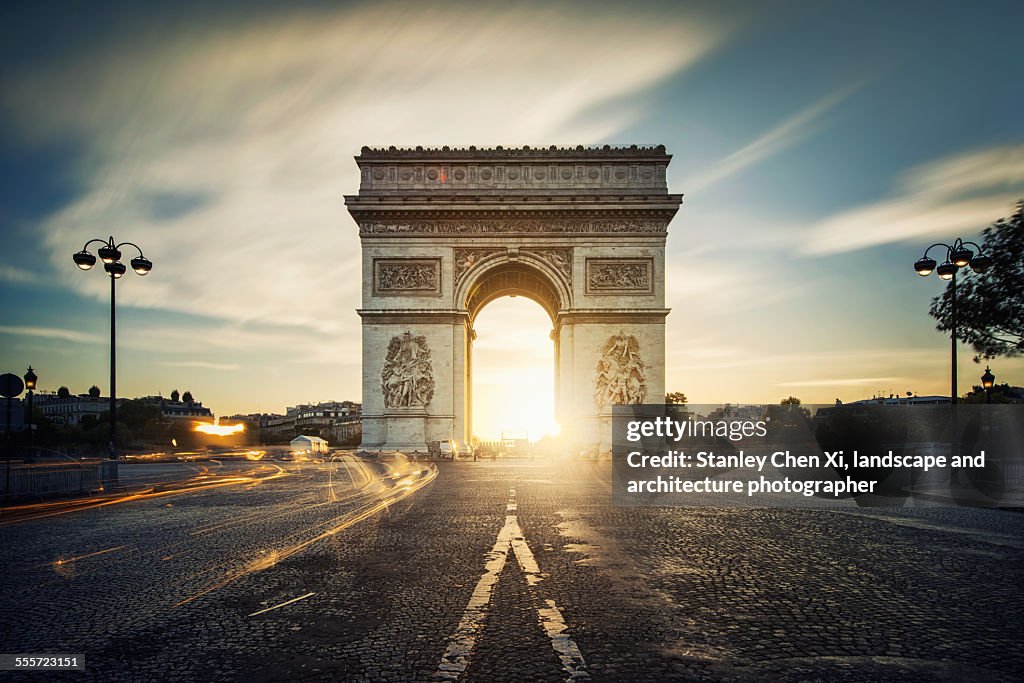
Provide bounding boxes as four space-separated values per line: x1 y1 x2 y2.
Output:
356 144 670 161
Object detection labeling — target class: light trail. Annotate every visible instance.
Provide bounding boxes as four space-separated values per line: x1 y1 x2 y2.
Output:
51 545 128 568
174 462 437 608
0 464 291 526
247 592 316 617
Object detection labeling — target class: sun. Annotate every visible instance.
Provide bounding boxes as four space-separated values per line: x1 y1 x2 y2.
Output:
472 297 559 441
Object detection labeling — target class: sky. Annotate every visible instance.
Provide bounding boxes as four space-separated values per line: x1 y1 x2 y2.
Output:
2 0 1023 438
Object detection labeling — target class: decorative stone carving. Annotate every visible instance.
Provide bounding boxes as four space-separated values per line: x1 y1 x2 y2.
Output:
525 248 572 281
360 220 666 235
381 332 435 408
594 332 647 407
454 248 503 284
586 259 653 293
375 259 440 293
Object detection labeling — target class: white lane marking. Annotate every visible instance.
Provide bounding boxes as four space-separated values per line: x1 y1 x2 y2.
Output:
248 591 316 617
434 516 515 679
538 599 590 681
435 488 589 681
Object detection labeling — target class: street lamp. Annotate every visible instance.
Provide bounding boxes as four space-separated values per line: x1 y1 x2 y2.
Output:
73 236 152 459
23 366 36 459
913 237 991 404
981 366 995 404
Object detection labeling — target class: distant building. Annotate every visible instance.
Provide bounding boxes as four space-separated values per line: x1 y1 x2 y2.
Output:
139 395 214 421
291 434 329 454
35 392 110 426
261 401 361 444
848 394 950 406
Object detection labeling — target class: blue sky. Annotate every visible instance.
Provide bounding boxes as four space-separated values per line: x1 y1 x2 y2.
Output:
2 0 1022 429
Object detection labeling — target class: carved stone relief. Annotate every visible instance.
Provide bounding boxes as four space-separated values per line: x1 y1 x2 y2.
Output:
454 248 503 284
524 248 572 281
361 220 666 235
586 259 653 293
381 332 435 409
374 259 440 294
594 332 647 408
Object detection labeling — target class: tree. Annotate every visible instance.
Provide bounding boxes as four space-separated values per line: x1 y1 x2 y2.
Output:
57 386 71 399
665 391 688 404
170 389 180 402
929 201 1024 361
88 385 101 398
766 396 811 424
962 382 1022 404
182 391 194 404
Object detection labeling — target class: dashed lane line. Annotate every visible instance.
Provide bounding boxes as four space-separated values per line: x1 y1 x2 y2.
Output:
435 487 589 681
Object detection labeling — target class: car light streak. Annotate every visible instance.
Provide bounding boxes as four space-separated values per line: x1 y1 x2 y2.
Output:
174 462 437 608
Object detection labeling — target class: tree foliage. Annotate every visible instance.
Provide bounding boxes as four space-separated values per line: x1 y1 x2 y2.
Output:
665 391 688 404
88 385 101 398
929 201 1024 361
766 396 811 424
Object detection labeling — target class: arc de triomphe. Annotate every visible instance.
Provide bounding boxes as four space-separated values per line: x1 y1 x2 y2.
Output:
345 145 681 452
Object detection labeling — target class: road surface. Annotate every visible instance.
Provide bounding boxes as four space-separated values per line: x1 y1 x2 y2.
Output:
1 457 1022 681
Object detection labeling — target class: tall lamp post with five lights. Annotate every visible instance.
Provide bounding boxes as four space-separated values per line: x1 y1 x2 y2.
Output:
913 237 992 404
73 237 152 460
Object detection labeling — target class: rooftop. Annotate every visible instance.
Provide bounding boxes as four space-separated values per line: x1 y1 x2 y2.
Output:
356 144 670 160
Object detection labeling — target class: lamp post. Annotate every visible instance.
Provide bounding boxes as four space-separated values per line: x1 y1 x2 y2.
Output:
913 237 992 404
23 366 36 459
981 366 995 404
73 236 152 459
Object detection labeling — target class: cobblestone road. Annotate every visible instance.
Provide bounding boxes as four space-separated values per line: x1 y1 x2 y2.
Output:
1 458 1022 682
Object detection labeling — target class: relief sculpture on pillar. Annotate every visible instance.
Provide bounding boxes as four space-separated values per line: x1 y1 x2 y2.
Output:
594 332 647 407
381 332 435 408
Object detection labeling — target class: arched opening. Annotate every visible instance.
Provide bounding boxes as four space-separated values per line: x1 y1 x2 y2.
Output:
462 259 566 448
471 296 558 444
465 263 562 325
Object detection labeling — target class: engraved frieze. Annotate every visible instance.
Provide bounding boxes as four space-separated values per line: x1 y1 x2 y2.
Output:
374 259 440 294
586 259 653 293
361 220 666 235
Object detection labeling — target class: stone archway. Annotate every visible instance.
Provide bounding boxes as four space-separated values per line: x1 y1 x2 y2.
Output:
346 145 681 452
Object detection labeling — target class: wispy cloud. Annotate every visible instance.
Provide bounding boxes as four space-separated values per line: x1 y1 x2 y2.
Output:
803 144 1024 255
685 83 861 193
0 325 102 344
0 266 41 285
158 360 240 371
776 376 901 388
4 2 730 337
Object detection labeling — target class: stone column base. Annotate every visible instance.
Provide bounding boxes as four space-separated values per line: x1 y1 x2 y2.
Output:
382 407 429 453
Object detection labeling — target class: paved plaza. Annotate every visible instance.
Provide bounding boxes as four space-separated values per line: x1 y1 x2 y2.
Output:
1 457 1023 682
